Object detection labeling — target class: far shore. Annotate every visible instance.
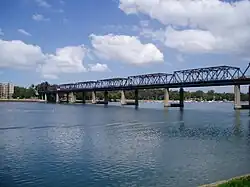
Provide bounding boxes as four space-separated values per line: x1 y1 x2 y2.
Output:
0 98 238 103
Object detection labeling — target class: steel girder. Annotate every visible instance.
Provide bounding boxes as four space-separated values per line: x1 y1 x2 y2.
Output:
43 65 245 93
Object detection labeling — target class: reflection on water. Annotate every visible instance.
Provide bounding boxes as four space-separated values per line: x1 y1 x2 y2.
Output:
0 102 250 187
233 110 242 136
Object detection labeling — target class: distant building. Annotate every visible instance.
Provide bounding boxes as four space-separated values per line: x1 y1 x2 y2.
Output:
0 83 14 99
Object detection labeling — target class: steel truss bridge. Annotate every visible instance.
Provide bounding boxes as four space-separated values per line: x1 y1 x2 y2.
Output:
42 64 250 93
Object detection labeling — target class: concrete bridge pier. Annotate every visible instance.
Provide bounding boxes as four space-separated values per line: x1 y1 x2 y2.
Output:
82 92 86 104
56 93 60 103
248 85 250 106
121 90 127 105
135 89 139 107
66 93 69 103
179 87 184 108
69 92 76 103
234 85 241 110
164 88 170 107
170 88 184 108
104 91 109 105
44 93 47 102
92 91 96 104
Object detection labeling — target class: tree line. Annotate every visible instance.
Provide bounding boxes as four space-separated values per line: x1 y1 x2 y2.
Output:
12 82 56 99
13 82 250 101
74 89 249 101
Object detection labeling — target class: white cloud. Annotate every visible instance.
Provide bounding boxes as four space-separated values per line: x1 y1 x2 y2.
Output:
0 39 44 69
90 34 164 65
35 0 51 8
0 28 3 36
164 27 248 54
88 63 110 72
40 45 88 79
0 39 90 79
32 14 50 21
18 29 32 36
119 0 250 54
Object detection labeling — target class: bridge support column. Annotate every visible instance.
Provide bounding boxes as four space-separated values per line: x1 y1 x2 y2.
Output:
234 85 241 109
66 93 69 103
104 91 108 105
135 89 139 107
56 93 59 103
92 91 96 104
82 92 86 104
121 90 126 105
164 88 170 107
179 88 184 108
44 93 47 102
248 85 250 106
69 92 76 103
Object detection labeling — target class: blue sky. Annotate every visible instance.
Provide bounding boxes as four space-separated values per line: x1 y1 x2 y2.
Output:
0 0 250 92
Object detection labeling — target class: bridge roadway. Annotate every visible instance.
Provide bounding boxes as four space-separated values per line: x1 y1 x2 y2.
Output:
40 64 250 109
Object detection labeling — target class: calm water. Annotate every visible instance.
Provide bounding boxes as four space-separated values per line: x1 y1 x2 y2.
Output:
0 102 250 187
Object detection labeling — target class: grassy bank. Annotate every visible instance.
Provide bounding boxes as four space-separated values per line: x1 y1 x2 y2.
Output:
0 98 45 103
201 174 250 187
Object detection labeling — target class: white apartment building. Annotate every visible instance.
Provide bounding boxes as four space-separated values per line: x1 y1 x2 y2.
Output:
0 83 14 99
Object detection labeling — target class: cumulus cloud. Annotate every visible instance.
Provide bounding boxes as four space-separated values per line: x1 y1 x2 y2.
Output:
18 29 32 36
32 14 50 21
0 39 44 69
90 34 164 65
40 45 88 79
0 39 91 79
119 0 250 54
87 63 110 72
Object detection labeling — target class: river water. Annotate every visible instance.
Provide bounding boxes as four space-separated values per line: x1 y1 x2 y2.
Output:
0 102 250 187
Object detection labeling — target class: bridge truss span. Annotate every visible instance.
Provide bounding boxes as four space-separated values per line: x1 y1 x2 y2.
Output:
40 64 250 93
172 65 242 84
95 78 127 89
58 81 97 91
127 73 173 87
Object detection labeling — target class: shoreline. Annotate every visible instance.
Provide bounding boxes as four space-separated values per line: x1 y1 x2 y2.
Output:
0 99 45 103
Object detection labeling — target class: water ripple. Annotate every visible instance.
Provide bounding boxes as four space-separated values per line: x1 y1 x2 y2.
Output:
1 102 250 187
